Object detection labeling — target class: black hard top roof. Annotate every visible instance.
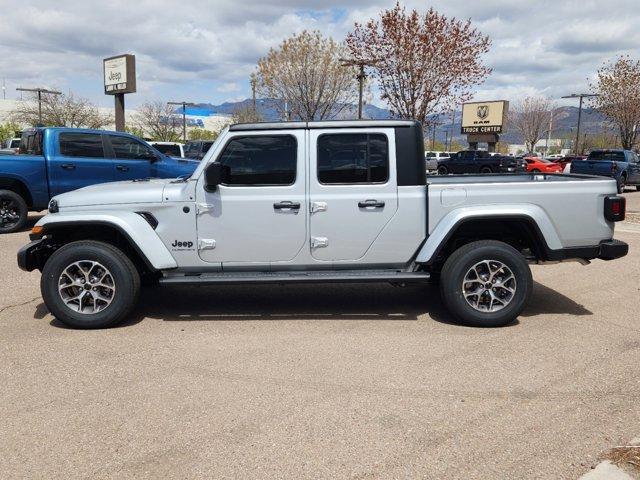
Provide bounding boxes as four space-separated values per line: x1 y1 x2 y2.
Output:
228 119 420 131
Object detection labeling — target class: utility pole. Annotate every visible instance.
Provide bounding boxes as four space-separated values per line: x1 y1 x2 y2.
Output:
561 93 599 155
167 101 197 142
340 58 379 120
448 109 456 151
16 87 62 125
250 73 257 116
545 110 554 156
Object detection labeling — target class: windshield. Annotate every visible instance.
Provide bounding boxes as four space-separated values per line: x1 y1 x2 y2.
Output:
588 151 625 162
154 144 182 156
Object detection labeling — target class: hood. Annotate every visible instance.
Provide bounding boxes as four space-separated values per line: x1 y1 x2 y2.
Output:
54 178 170 209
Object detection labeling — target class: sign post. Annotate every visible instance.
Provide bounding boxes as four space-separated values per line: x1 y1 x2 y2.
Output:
103 54 136 132
461 100 509 152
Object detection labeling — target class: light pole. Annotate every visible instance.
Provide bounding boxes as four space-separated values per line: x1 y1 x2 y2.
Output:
340 58 379 120
167 101 197 142
561 93 599 155
16 87 62 125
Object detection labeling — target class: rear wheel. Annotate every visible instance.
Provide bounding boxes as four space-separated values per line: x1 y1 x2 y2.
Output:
440 240 533 327
0 190 28 234
618 175 626 194
437 165 449 175
531 169 541 173
480 166 493 174
41 241 140 329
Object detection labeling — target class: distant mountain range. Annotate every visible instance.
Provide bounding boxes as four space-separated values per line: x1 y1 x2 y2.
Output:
180 100 612 144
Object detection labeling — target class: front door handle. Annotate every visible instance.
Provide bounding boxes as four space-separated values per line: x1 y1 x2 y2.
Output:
358 199 385 208
116 165 130 172
60 163 76 170
273 201 301 210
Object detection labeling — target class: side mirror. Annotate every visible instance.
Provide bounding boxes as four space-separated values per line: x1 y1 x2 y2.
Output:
204 163 223 191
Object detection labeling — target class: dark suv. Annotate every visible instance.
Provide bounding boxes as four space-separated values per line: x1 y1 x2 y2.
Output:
184 140 215 160
437 150 526 174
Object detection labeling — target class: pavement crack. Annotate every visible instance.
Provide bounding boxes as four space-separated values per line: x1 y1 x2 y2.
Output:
0 296 42 315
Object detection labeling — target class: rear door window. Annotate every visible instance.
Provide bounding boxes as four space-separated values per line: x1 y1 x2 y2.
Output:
59 133 105 158
110 136 156 160
317 133 388 184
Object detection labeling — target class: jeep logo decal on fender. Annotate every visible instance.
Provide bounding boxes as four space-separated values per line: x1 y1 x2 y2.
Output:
171 240 194 249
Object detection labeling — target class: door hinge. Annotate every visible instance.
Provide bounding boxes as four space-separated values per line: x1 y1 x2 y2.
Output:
311 237 329 249
196 203 214 215
310 201 327 214
198 239 216 250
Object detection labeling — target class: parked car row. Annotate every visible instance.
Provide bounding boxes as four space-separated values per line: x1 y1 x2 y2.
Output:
0 127 200 233
435 150 527 175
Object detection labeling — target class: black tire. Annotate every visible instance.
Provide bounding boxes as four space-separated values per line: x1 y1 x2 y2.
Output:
618 175 626 194
41 241 140 329
636 185 640 191
480 166 493 174
440 240 533 328
0 189 28 234
437 165 449 175
531 169 541 173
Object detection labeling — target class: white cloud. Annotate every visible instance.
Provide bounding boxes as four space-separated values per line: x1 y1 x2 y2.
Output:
0 0 637 108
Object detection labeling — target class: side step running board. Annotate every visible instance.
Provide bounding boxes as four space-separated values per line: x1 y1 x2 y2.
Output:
160 270 430 285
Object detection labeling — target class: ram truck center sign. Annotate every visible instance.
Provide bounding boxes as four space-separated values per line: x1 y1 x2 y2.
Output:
461 100 508 134
103 54 136 94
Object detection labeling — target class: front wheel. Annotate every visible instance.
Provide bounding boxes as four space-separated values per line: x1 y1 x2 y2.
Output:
440 240 533 327
0 190 28 234
41 241 140 329
437 166 449 175
480 166 493 174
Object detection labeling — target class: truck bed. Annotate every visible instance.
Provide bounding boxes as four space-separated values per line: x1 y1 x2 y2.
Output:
425 173 618 250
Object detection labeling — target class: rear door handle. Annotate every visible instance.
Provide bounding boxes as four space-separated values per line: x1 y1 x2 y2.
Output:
116 165 130 172
60 163 76 170
358 199 385 208
273 201 301 210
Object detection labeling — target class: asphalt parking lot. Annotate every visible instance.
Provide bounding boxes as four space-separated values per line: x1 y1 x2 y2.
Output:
1 211 639 479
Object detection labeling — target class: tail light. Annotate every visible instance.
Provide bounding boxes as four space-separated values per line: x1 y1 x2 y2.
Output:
604 196 625 222
611 162 618 174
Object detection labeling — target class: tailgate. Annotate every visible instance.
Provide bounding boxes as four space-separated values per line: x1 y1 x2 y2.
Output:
571 159 613 176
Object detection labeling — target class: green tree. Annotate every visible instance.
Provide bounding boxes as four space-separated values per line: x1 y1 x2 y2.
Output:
188 128 219 141
0 121 21 143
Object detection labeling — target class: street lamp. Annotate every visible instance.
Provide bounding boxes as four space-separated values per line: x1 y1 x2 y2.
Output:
16 87 62 125
561 93 599 155
167 101 197 142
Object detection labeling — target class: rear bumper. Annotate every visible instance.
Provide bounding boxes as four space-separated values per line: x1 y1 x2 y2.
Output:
548 239 628 262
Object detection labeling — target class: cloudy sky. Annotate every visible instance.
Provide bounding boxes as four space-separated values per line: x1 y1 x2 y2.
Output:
1 0 639 109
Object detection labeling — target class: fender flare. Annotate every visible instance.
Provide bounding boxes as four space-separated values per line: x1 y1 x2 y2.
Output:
34 211 177 270
416 204 563 264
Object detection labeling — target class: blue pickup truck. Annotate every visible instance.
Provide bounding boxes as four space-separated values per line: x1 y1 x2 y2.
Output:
571 149 640 193
0 127 199 233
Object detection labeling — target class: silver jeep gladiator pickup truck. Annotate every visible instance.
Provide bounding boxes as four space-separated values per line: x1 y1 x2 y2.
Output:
18 120 628 329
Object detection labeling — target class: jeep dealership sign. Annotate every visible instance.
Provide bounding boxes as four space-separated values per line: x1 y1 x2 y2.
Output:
103 54 136 95
461 100 508 134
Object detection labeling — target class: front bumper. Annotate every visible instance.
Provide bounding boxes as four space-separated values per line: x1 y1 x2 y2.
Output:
17 239 50 272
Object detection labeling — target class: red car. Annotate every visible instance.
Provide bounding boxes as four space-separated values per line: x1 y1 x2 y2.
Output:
524 157 563 173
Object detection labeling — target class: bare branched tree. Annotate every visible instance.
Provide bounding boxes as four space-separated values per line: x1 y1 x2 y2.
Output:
346 2 492 129
509 96 555 152
11 91 112 128
255 30 358 121
131 101 181 141
589 56 640 150
231 104 264 124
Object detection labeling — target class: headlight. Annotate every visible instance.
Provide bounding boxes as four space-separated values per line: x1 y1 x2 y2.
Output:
48 199 59 213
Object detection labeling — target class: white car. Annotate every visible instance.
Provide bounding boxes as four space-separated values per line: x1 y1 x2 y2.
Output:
425 151 453 173
0 137 21 155
150 141 185 158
